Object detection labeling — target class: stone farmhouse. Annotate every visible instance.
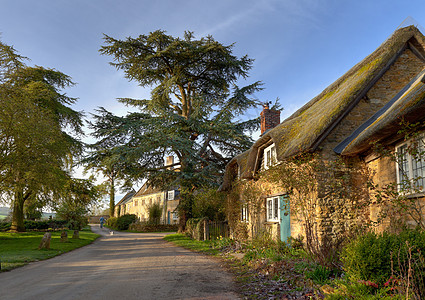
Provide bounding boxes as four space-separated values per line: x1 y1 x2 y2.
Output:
220 25 425 243
115 157 181 224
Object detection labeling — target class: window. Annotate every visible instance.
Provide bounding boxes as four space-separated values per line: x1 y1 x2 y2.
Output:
241 204 249 222
266 196 279 222
172 211 179 220
396 136 425 193
263 143 277 170
168 190 175 201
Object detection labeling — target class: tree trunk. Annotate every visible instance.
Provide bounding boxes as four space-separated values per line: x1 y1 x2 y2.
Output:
109 178 115 217
11 189 26 232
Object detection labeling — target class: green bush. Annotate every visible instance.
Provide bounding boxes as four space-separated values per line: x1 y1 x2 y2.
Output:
0 222 11 231
115 214 137 230
106 217 117 228
147 203 162 225
341 229 425 286
0 220 67 231
305 265 332 285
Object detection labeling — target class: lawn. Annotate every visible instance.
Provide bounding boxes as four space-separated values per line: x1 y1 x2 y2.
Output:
0 229 100 271
163 233 220 256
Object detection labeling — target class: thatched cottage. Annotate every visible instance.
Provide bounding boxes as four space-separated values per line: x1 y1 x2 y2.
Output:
220 25 425 243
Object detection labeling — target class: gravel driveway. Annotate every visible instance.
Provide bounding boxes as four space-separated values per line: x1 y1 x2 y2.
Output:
0 225 240 300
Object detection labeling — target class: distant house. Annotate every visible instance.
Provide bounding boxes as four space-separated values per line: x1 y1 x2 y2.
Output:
115 189 136 217
125 182 180 224
221 25 425 243
115 156 181 224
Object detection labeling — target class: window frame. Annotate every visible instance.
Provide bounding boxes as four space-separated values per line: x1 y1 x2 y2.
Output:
266 196 280 222
395 134 425 194
241 203 249 222
263 143 277 170
168 190 175 201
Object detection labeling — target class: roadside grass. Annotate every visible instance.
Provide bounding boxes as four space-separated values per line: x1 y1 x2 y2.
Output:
163 233 220 256
163 233 323 299
0 228 100 272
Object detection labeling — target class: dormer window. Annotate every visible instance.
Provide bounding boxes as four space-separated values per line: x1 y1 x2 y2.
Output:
396 134 425 193
263 143 277 170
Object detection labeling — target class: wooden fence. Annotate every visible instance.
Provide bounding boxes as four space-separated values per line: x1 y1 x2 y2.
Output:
202 220 230 241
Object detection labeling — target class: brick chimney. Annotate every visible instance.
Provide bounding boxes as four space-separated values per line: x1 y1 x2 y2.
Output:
260 103 281 135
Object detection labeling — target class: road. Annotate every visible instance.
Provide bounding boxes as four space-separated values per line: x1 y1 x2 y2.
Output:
0 225 240 300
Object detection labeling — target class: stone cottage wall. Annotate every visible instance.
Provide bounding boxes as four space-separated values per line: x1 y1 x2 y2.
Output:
315 48 425 239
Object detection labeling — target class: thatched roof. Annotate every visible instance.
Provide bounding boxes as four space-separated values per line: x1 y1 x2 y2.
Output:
335 70 425 155
220 25 425 191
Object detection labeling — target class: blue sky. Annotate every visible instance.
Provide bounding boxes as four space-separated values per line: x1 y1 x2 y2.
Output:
2 0 425 200
3 0 425 123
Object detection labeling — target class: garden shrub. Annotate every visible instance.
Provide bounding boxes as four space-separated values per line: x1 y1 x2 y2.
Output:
0 220 67 231
0 221 11 231
341 228 425 286
106 217 117 228
128 222 178 232
115 214 137 230
147 203 162 225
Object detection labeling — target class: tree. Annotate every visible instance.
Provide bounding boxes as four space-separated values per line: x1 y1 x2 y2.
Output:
82 147 126 217
95 30 262 228
55 177 101 230
0 40 83 231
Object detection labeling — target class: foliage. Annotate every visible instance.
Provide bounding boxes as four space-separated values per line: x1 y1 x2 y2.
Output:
147 202 162 225
81 147 127 217
128 222 178 232
0 39 83 232
192 188 226 221
341 228 425 294
56 204 88 230
54 178 101 230
106 217 117 228
94 30 263 228
326 278 403 300
114 214 137 230
0 220 67 232
0 229 99 272
305 264 333 285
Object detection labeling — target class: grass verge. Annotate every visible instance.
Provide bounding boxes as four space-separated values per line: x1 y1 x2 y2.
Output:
163 233 220 256
0 228 100 272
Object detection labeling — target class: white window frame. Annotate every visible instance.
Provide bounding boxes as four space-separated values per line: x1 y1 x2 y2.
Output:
168 190 175 201
395 134 425 194
241 203 249 222
172 211 179 220
263 143 277 170
266 196 280 222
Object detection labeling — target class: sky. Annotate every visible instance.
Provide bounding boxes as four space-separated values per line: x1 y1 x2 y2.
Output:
2 0 425 201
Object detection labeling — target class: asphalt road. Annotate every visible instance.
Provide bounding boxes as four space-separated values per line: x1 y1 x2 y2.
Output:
0 225 240 300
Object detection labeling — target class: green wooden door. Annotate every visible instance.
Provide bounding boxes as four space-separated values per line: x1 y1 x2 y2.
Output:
279 195 290 243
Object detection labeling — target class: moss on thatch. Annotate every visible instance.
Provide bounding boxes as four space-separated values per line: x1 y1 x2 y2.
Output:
339 73 425 155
